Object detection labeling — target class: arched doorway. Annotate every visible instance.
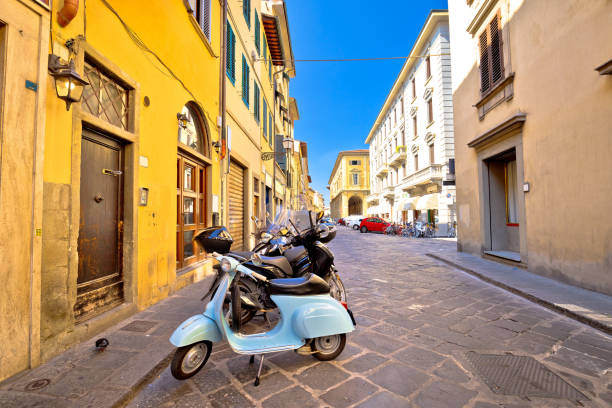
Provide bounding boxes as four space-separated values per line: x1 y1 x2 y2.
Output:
348 196 363 216
177 102 211 269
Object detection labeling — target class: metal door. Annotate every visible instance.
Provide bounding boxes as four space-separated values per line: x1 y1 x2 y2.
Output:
75 129 124 322
228 160 245 251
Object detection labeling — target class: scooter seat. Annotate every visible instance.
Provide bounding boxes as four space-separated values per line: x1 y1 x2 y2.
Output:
269 273 330 296
260 255 292 277
283 245 307 265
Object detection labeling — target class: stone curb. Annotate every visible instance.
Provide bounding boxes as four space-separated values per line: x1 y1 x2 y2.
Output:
112 352 173 408
426 253 612 336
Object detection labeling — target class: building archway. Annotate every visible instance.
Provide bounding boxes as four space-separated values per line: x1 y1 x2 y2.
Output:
348 196 363 216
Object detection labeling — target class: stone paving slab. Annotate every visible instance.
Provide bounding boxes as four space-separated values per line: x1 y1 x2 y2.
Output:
3 228 612 407
427 249 612 334
0 275 215 408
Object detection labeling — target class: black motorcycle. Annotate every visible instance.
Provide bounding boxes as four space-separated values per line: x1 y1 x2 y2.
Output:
227 210 346 324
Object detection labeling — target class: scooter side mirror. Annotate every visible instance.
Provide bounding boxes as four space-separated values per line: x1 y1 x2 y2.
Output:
252 253 263 266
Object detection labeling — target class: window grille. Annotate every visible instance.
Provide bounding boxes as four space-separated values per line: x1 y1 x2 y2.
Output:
82 62 129 130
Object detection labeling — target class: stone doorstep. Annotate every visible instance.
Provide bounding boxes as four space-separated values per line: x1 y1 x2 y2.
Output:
426 253 612 336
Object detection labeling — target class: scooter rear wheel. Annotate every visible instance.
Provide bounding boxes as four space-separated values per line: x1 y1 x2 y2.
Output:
311 333 346 361
170 341 212 380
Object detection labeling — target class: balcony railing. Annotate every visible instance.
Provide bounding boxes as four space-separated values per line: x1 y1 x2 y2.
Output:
375 163 389 177
383 185 395 199
389 146 407 167
366 193 380 203
402 164 443 188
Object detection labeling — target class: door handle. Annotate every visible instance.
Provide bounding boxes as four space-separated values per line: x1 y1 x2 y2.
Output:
102 169 122 176
94 194 104 203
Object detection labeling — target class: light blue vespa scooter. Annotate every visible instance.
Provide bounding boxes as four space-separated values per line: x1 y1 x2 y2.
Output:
169 228 355 385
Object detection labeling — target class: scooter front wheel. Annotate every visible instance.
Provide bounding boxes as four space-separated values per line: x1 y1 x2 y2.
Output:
311 333 346 361
170 341 212 380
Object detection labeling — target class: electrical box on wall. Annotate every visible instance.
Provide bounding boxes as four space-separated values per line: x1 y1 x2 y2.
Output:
139 188 149 206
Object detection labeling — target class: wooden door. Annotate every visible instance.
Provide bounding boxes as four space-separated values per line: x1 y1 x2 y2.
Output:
75 130 124 322
176 153 208 269
228 160 245 251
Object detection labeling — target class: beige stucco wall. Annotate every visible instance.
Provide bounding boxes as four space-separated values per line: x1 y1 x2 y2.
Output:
449 0 612 294
0 0 49 381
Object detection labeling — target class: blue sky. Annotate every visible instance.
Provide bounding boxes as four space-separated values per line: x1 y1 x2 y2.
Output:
287 0 448 205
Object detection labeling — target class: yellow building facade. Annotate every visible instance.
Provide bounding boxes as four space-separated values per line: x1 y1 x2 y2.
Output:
328 150 370 219
222 0 297 250
0 0 307 381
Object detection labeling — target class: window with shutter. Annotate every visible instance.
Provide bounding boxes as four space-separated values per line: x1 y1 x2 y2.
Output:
263 102 268 140
411 78 416 99
226 23 236 84
243 0 250 28
196 0 211 41
413 116 418 138
263 33 268 65
255 11 260 54
242 55 249 107
426 55 431 79
269 113 272 139
479 30 490 92
253 82 260 122
427 98 433 124
490 15 503 84
479 12 504 94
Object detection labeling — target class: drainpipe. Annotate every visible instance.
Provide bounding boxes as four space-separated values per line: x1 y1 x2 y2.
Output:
219 0 228 225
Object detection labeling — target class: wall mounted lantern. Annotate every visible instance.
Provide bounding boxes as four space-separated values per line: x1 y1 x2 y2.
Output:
212 141 221 154
282 137 294 151
48 54 89 111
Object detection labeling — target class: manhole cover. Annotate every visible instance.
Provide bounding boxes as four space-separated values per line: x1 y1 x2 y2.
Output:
465 352 587 400
25 378 50 391
120 320 158 333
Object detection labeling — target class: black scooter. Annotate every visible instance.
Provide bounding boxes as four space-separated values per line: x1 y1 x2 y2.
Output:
227 212 346 324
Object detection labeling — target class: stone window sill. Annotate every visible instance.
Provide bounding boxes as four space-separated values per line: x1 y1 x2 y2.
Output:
426 120 434 129
474 73 515 120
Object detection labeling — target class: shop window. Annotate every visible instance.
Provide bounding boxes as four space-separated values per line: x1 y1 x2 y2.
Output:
82 61 129 130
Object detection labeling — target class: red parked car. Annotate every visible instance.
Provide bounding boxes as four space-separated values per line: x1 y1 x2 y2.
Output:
359 217 389 233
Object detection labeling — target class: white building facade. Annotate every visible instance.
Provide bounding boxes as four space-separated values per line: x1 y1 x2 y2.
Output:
365 10 456 236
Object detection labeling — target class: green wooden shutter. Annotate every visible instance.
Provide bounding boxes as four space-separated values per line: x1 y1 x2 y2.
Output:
243 0 250 28
242 55 249 107
226 23 236 84
263 102 267 140
263 33 267 64
253 82 260 122
255 11 260 55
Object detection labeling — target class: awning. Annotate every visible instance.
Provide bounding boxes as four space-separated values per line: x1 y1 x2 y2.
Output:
402 199 414 211
415 194 439 210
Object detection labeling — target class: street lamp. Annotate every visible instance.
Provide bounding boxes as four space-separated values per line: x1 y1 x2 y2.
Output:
282 137 294 151
48 54 89 111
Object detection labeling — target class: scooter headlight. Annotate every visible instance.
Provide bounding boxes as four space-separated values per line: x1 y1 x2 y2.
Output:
219 258 232 273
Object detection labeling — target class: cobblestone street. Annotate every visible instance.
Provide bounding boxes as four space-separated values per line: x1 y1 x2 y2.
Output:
129 228 612 408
